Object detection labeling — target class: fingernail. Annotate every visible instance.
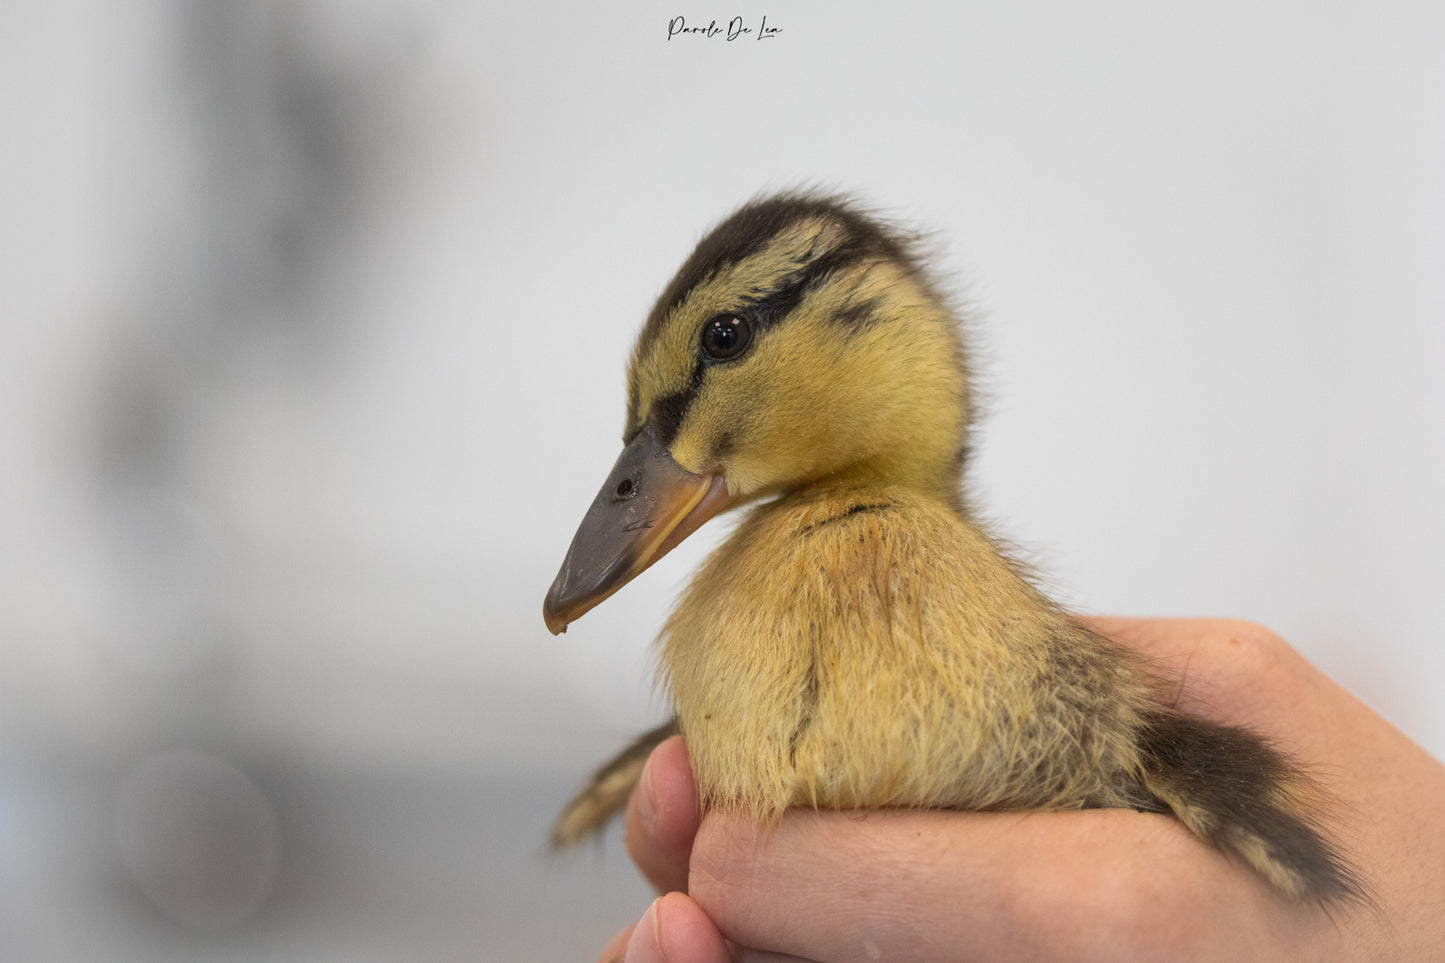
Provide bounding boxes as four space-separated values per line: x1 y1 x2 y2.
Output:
635 752 660 828
624 898 666 963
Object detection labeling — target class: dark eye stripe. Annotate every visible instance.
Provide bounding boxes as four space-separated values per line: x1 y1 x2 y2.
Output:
744 246 859 324
646 248 864 446
635 194 906 357
650 359 705 447
644 201 820 342
628 193 917 443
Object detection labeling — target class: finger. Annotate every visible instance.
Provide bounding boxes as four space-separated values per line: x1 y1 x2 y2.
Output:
597 924 634 963
687 806 1333 962
731 948 823 962
731 947 824 962
624 892 731 963
624 735 701 894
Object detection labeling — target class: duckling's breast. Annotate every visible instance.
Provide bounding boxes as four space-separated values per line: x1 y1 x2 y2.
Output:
659 486 1156 820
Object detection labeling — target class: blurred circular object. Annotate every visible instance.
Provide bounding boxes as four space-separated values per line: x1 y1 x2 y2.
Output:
113 749 281 928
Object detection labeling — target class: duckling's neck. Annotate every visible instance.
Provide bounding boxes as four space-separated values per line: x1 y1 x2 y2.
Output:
799 451 965 514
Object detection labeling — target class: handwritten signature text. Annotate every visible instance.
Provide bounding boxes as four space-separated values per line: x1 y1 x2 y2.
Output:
667 16 782 41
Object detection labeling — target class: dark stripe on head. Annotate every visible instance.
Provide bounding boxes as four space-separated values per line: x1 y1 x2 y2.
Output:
711 430 736 460
832 296 887 331
644 249 860 447
630 192 924 447
638 193 915 350
649 359 705 446
745 245 860 325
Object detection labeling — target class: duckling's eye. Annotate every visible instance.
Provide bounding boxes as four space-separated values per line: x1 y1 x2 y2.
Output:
700 314 753 362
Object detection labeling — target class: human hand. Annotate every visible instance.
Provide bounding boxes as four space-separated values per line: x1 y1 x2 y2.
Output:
599 618 1445 962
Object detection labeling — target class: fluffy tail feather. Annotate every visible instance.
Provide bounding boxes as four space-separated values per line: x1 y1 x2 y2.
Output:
550 718 680 849
1137 711 1364 904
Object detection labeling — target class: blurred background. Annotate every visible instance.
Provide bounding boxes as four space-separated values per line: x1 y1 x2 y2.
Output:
2 1 1441 959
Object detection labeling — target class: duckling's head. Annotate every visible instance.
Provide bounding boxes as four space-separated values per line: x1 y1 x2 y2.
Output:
544 193 972 633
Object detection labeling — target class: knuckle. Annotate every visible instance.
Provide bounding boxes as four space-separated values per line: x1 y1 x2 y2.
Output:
1202 618 1301 680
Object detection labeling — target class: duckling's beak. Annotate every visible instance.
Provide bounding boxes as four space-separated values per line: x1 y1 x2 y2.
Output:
543 426 733 634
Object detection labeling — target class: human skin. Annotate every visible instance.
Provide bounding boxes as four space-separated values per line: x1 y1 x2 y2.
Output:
597 618 1445 962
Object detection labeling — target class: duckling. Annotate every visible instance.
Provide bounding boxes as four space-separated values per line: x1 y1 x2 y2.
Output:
542 192 1361 903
